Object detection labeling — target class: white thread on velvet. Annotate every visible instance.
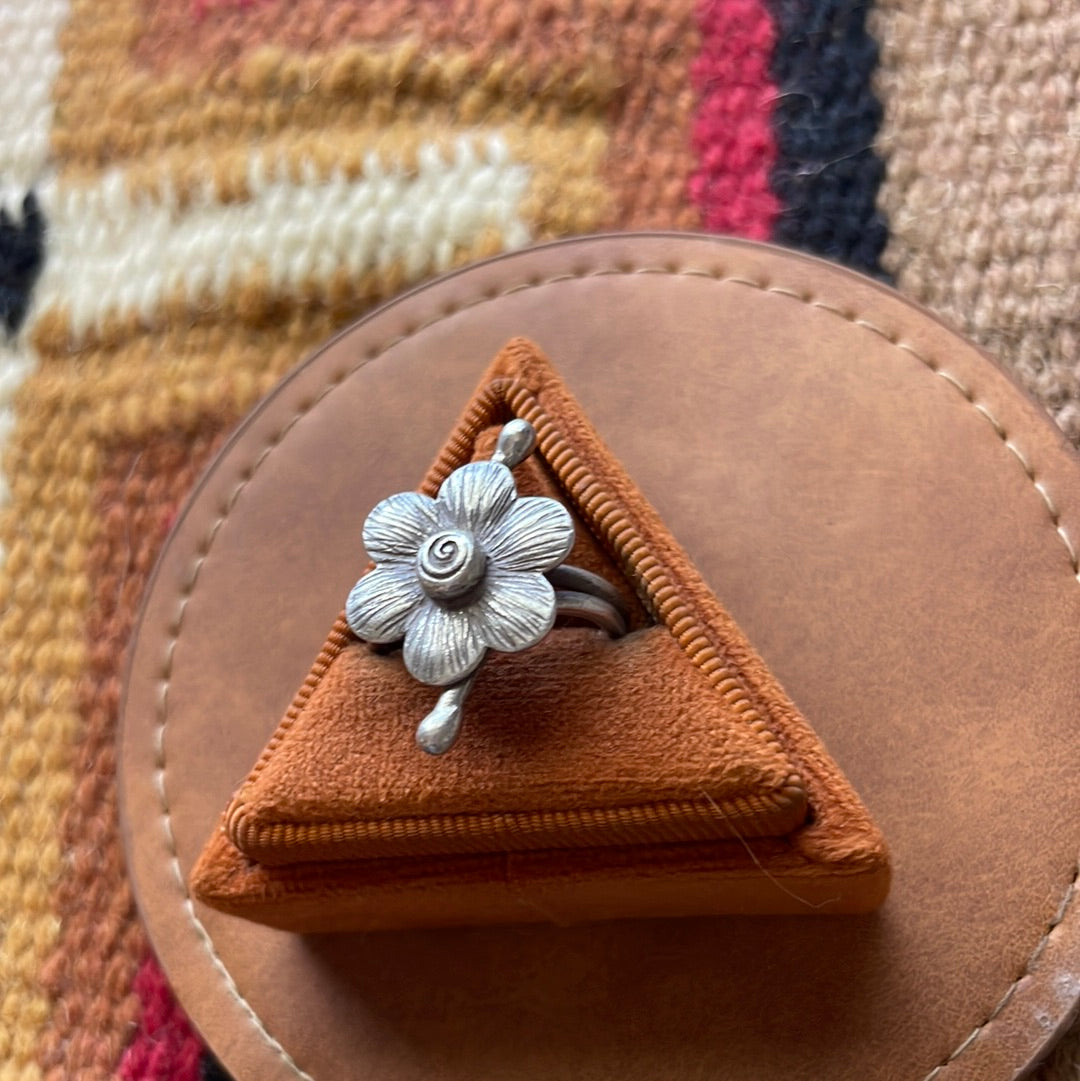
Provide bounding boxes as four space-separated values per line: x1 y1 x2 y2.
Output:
31 133 532 341
154 264 1080 1081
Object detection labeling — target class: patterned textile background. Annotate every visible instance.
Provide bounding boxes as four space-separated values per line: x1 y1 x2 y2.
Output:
0 1 1078 1079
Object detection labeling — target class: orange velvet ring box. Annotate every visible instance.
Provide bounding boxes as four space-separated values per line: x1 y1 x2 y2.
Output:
190 338 890 932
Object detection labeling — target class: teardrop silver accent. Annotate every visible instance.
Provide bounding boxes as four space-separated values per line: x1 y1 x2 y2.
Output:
490 417 537 468
416 672 478 755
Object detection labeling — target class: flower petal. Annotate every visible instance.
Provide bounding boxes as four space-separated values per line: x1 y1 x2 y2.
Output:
363 491 438 563
345 565 424 643
481 496 574 572
403 600 486 686
437 461 516 532
473 570 556 652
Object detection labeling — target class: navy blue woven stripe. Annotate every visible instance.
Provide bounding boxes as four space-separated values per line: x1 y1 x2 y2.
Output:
765 0 889 278
201 1051 232 1081
0 191 45 335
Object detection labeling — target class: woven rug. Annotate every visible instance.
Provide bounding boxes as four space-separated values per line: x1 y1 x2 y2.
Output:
1 1 1078 1079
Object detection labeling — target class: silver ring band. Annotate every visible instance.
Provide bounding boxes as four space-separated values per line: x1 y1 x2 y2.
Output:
546 564 630 625
553 588 628 639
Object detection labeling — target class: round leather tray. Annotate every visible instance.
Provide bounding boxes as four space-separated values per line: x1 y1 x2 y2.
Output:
120 234 1080 1081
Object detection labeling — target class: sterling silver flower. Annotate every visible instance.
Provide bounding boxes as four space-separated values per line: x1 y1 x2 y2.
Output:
346 445 575 687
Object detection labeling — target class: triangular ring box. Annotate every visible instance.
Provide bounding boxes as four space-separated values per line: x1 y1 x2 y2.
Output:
191 338 889 930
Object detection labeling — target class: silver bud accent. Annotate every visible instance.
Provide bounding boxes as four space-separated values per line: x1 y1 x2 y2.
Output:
491 418 537 469
415 673 477 755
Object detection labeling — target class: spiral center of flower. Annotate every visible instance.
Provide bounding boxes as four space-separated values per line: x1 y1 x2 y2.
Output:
416 529 487 602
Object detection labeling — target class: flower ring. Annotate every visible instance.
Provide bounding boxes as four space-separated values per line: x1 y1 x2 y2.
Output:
345 419 627 754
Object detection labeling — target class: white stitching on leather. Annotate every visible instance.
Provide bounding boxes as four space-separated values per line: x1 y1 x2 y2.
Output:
922 867 1080 1080
153 262 1080 1081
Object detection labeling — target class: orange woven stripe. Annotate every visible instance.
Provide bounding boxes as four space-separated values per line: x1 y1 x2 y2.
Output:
36 425 231 1081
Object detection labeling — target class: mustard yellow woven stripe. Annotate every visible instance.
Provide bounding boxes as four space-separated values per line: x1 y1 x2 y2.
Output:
0 397 95 1081
53 1 616 179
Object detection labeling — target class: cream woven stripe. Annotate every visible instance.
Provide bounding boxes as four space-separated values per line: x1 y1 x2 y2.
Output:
32 133 532 342
0 1 66 194
871 0 1080 447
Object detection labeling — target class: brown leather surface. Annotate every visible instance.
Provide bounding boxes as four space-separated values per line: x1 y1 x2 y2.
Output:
120 234 1080 1080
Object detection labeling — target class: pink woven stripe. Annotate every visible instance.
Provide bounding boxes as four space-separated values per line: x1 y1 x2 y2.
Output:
689 0 781 239
118 957 204 1081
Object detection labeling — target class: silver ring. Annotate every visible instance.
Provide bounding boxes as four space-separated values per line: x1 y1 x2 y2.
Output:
345 418 627 755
